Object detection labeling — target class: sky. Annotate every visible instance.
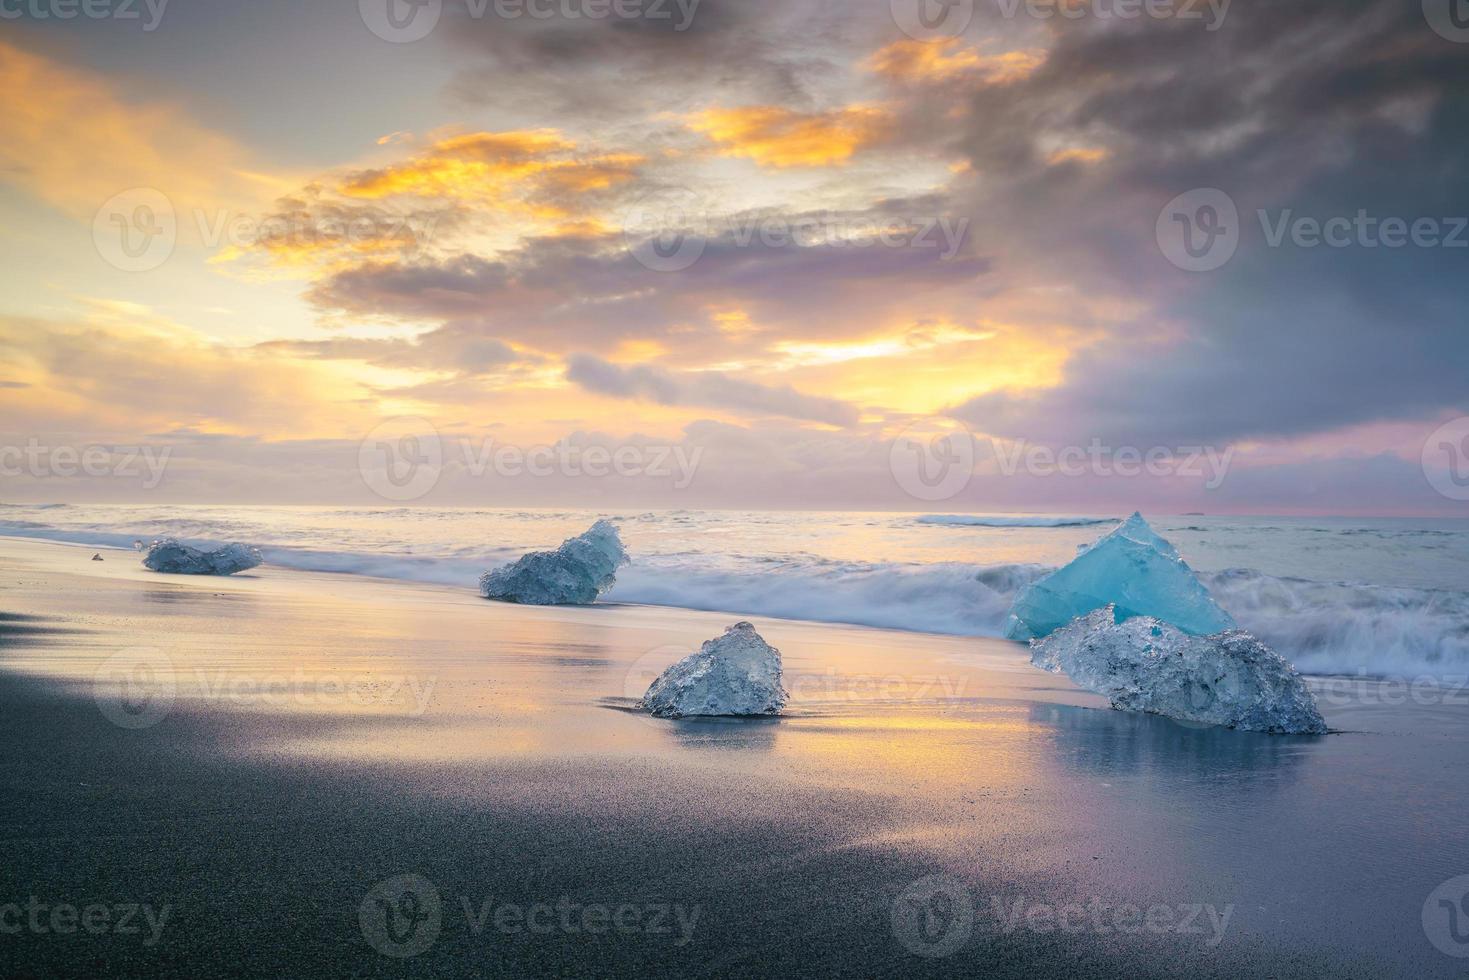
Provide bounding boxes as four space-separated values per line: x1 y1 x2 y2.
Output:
0 0 1466 513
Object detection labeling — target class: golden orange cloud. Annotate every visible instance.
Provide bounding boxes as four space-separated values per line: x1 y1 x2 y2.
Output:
217 130 644 275
0 304 373 438
1046 146 1110 166
338 130 642 210
687 105 891 168
866 39 1045 86
340 130 576 199
0 41 285 221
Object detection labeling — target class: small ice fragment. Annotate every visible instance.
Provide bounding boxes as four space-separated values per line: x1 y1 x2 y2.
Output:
1030 605 1327 735
640 622 788 719
1004 512 1235 640
142 539 263 576
479 519 628 605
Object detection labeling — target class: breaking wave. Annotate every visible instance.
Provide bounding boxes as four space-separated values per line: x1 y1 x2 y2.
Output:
1202 569 1469 680
2 510 1467 678
609 559 1049 637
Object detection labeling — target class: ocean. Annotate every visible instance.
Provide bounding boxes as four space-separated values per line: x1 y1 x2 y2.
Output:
2 504 1466 680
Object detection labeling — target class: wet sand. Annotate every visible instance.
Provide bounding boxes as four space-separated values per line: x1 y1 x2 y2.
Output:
0 536 1464 977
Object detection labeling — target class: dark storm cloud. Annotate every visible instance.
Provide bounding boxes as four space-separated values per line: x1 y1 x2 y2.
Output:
307 213 988 362
438 0 864 116
948 0 1469 446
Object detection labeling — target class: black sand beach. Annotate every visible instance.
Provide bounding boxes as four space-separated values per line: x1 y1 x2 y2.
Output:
1 538 1464 978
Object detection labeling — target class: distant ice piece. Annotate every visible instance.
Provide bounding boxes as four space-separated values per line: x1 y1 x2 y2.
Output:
1004 512 1235 640
1031 606 1327 735
142 539 263 576
480 519 628 605
641 622 788 719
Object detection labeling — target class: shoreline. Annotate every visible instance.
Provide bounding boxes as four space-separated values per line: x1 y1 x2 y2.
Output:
1 536 1465 977
3 507 1468 683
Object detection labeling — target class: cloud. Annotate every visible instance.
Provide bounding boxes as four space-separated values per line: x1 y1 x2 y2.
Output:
565 353 859 426
4 0 1461 517
258 329 529 375
4 417 1452 515
337 130 641 212
0 40 280 219
866 39 1045 86
437 0 864 119
687 104 891 168
212 188 466 273
218 130 644 273
306 212 989 361
0 307 369 438
933 0 1469 447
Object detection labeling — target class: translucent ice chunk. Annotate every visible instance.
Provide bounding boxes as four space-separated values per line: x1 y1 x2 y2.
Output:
640 622 788 719
1031 606 1327 735
1004 512 1235 640
479 519 628 605
142 539 263 576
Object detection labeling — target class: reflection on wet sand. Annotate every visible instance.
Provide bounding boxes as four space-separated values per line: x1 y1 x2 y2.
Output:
1028 701 1318 786
0 611 85 647
659 715 783 753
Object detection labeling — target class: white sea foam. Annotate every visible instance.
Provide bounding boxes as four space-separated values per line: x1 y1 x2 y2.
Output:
609 559 1046 637
1202 569 1469 680
2 506 1467 679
